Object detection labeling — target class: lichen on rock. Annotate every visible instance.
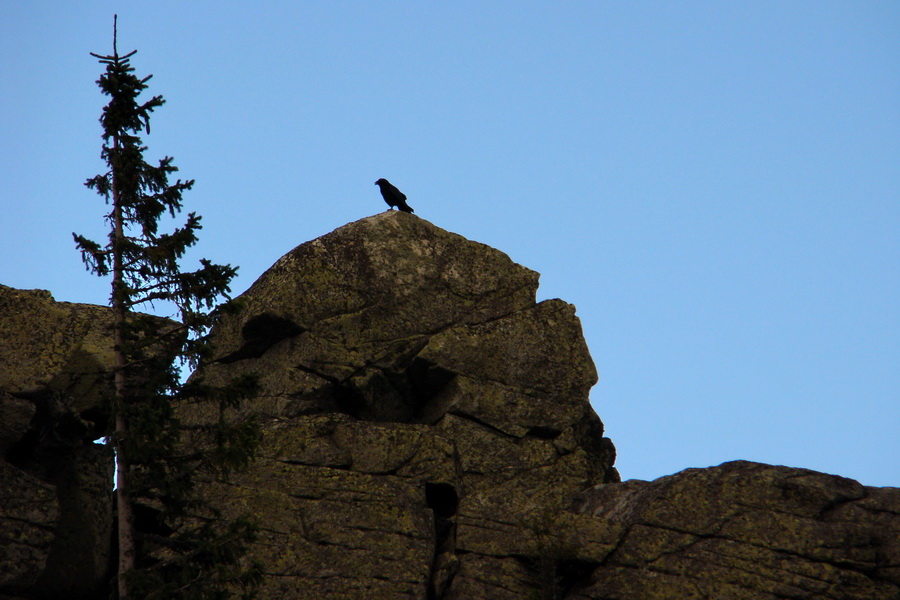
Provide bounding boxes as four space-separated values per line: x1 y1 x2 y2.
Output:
185 211 617 598
0 285 115 600
571 460 900 600
2 212 897 600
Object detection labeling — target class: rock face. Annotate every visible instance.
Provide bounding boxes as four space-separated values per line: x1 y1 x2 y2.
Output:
2 212 898 600
190 211 618 599
572 460 900 599
188 212 900 599
0 285 114 600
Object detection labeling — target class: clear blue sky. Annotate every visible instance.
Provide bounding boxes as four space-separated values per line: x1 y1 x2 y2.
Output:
2 2 898 487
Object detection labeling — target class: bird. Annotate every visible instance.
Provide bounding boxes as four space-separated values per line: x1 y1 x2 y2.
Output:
375 178 414 213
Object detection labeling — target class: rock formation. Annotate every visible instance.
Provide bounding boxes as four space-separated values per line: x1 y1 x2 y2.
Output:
0 285 114 600
1 211 897 600
572 460 900 600
186 211 618 599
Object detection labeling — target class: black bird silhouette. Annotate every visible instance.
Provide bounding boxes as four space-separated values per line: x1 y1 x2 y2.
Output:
375 178 414 213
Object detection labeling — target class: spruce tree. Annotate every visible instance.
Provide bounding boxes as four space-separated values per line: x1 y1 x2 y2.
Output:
74 16 261 600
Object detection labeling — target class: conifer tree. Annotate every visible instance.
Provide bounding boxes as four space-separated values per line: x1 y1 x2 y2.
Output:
74 16 261 600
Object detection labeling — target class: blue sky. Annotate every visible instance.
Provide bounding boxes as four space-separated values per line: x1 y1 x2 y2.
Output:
2 2 898 487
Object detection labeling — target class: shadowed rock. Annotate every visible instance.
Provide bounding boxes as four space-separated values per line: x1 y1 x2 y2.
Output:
0 286 115 600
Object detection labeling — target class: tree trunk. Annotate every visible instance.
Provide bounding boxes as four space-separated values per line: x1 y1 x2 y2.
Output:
112 135 135 600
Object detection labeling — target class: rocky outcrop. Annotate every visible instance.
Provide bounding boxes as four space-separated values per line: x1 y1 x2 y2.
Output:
2 212 898 599
571 460 900 600
187 212 900 599
190 211 618 599
0 286 114 420
0 286 114 600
